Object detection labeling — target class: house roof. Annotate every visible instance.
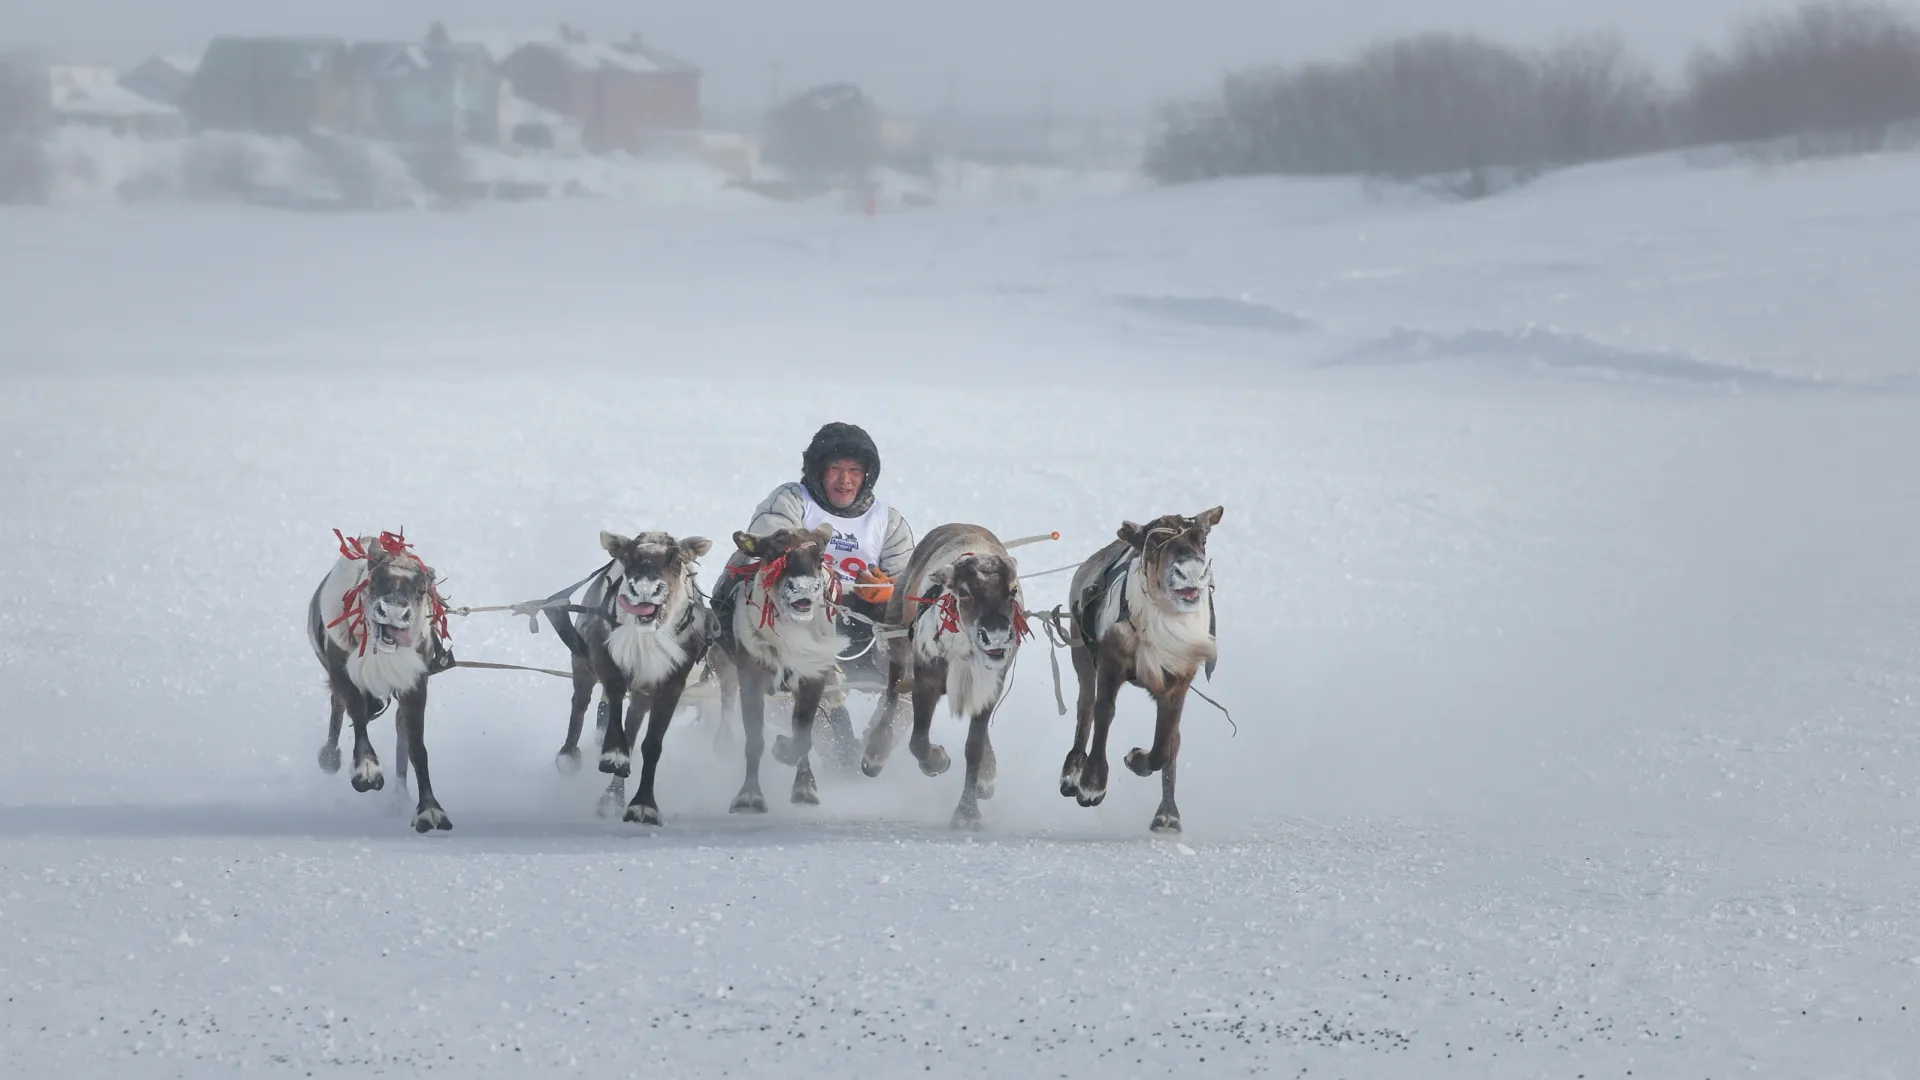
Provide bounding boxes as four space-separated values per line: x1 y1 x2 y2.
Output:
56 79 182 119
129 51 204 77
346 40 492 78
505 32 699 75
500 91 578 131
197 37 347 82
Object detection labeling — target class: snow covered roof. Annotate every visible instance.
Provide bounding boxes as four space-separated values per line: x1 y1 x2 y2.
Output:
56 79 181 119
498 30 698 75
499 91 578 131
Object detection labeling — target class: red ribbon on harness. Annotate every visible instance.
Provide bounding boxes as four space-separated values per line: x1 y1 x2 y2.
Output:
327 528 451 656
1011 602 1032 642
909 592 961 636
730 555 788 629
732 553 841 630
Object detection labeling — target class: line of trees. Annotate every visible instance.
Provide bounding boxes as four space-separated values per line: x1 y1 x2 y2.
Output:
1147 0 1920 192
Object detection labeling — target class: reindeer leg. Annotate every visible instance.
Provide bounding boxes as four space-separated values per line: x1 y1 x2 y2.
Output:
977 733 998 800
730 663 769 814
1127 677 1190 777
601 688 649 818
626 673 688 826
1059 645 1096 799
328 665 385 793
1150 733 1183 834
388 708 413 815
318 689 345 774
709 655 739 760
906 663 950 777
789 676 825 805
860 639 909 777
950 709 992 830
596 677 631 778
556 654 592 774
1077 652 1125 807
399 684 450 832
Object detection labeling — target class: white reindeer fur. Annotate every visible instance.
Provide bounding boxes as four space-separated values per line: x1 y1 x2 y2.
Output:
912 597 1012 719
1097 559 1216 692
903 531 1022 719
312 551 431 701
733 572 844 682
599 555 695 689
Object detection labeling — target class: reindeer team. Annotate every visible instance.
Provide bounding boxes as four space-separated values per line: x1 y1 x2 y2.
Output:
308 424 1223 836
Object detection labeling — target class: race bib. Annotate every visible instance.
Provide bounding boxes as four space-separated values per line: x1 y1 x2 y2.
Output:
800 488 890 582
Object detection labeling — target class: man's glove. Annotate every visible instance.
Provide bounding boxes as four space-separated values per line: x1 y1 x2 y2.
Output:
854 567 893 604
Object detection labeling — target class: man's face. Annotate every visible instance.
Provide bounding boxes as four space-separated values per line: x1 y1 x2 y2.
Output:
823 458 865 510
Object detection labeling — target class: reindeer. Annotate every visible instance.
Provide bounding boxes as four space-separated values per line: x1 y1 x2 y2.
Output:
1058 507 1222 834
307 531 455 834
860 524 1027 829
550 531 713 825
711 524 846 813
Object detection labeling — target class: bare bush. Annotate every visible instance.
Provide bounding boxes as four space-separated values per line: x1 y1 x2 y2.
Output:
1685 1 1920 148
1537 35 1668 164
1146 31 1673 193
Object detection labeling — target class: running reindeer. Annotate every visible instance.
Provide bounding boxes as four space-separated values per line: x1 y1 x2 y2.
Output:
308 530 456 833
861 524 1028 829
549 531 714 825
709 524 846 813
1058 507 1223 833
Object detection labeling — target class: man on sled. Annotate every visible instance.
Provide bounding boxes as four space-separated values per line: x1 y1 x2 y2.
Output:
711 421 916 766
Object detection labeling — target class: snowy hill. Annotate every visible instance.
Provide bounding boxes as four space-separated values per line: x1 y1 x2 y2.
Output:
1 149 1917 1077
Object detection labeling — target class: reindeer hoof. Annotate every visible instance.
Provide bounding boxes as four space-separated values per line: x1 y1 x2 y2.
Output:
599 750 630 778
860 754 885 778
411 805 452 833
555 746 582 774
317 745 342 774
1150 808 1182 834
1125 748 1155 777
919 745 951 777
597 781 626 819
624 803 664 826
950 803 983 831
1075 759 1108 806
1059 752 1085 798
771 734 803 767
351 757 384 793
730 788 768 815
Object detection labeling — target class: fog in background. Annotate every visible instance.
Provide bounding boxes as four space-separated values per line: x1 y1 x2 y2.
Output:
18 0 1920 115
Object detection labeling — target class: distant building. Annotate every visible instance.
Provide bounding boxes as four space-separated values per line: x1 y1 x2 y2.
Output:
19 61 184 139
186 37 355 136
346 26 500 146
120 52 201 107
498 26 700 153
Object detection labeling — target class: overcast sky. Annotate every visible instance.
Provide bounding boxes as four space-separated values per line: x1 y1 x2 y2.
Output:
12 0 1920 116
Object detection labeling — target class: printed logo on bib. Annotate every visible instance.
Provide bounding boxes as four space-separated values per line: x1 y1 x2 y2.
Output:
826 528 866 581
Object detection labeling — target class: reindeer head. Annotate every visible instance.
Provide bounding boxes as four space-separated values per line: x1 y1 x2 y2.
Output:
733 524 836 624
359 537 436 654
1119 506 1223 615
929 552 1023 664
601 530 711 632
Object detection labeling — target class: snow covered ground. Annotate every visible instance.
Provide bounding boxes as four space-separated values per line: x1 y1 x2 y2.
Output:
3 151 1919 1077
